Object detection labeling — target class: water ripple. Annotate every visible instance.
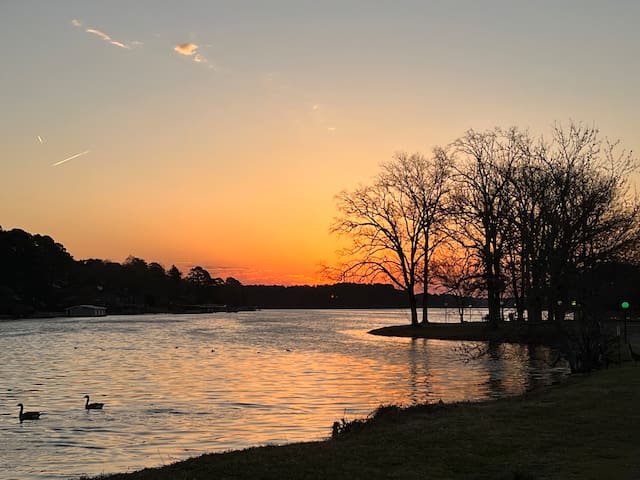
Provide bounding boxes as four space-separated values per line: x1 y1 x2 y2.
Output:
0 309 569 480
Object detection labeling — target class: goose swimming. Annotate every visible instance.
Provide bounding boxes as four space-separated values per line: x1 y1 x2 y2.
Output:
84 395 104 410
17 403 40 422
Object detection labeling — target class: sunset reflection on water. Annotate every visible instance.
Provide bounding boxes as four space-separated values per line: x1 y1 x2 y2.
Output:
0 310 569 479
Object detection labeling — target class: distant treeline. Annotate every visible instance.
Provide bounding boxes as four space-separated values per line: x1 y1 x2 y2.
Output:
241 284 485 310
1 227 638 318
0 227 484 317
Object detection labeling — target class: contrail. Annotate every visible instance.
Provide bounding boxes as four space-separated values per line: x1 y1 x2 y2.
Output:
52 150 90 167
37 135 43 144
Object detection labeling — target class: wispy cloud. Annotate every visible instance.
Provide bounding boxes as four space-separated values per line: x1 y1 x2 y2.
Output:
85 28 129 49
51 150 90 167
174 43 199 56
174 42 211 66
72 19 132 49
109 40 127 49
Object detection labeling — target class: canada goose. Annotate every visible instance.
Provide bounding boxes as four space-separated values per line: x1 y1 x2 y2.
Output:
17 403 40 422
84 395 104 410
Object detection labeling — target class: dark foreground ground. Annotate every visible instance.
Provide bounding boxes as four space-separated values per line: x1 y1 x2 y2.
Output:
90 358 640 480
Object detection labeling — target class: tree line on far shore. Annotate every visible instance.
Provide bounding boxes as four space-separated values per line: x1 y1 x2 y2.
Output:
330 123 640 326
0 227 491 317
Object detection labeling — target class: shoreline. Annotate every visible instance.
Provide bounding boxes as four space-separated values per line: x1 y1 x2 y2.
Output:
92 363 640 480
368 320 566 345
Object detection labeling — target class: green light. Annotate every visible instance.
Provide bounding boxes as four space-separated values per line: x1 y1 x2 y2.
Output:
621 301 630 310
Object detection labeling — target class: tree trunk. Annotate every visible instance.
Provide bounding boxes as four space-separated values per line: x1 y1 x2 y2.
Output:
422 240 429 324
421 292 428 323
408 290 419 325
527 269 543 323
488 289 501 326
486 264 502 325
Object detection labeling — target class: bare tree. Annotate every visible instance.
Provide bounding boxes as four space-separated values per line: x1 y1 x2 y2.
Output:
330 123 639 340
501 124 640 323
330 152 451 325
538 124 640 321
448 128 524 326
501 134 549 322
431 241 483 322
379 150 452 323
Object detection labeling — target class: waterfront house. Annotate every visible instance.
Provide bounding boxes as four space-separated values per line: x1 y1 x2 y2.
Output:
65 305 107 317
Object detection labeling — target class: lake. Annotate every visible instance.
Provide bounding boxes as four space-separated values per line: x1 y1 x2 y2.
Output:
0 309 569 479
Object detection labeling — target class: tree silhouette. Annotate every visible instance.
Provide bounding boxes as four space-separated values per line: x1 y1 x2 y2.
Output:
331 152 451 325
448 128 522 325
186 266 213 286
495 124 640 323
168 265 182 282
0 228 74 314
380 151 452 323
431 241 482 322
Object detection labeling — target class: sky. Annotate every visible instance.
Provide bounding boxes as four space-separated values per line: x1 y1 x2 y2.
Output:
1 1 639 285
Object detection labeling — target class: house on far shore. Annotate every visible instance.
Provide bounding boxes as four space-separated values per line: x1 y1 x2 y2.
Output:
65 305 107 317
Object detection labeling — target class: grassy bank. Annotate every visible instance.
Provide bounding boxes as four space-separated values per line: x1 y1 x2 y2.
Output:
94 364 640 480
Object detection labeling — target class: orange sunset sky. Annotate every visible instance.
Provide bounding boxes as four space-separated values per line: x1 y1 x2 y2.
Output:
1 1 639 285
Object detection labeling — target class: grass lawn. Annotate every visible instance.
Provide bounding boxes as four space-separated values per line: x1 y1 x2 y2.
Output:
93 363 640 480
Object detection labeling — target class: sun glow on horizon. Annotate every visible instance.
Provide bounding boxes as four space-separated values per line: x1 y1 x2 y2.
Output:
1 2 638 286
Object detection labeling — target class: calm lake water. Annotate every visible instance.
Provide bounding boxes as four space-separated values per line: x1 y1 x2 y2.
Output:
0 309 569 479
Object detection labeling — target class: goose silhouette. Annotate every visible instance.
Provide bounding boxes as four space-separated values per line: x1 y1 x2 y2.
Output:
17 403 40 422
84 395 104 410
